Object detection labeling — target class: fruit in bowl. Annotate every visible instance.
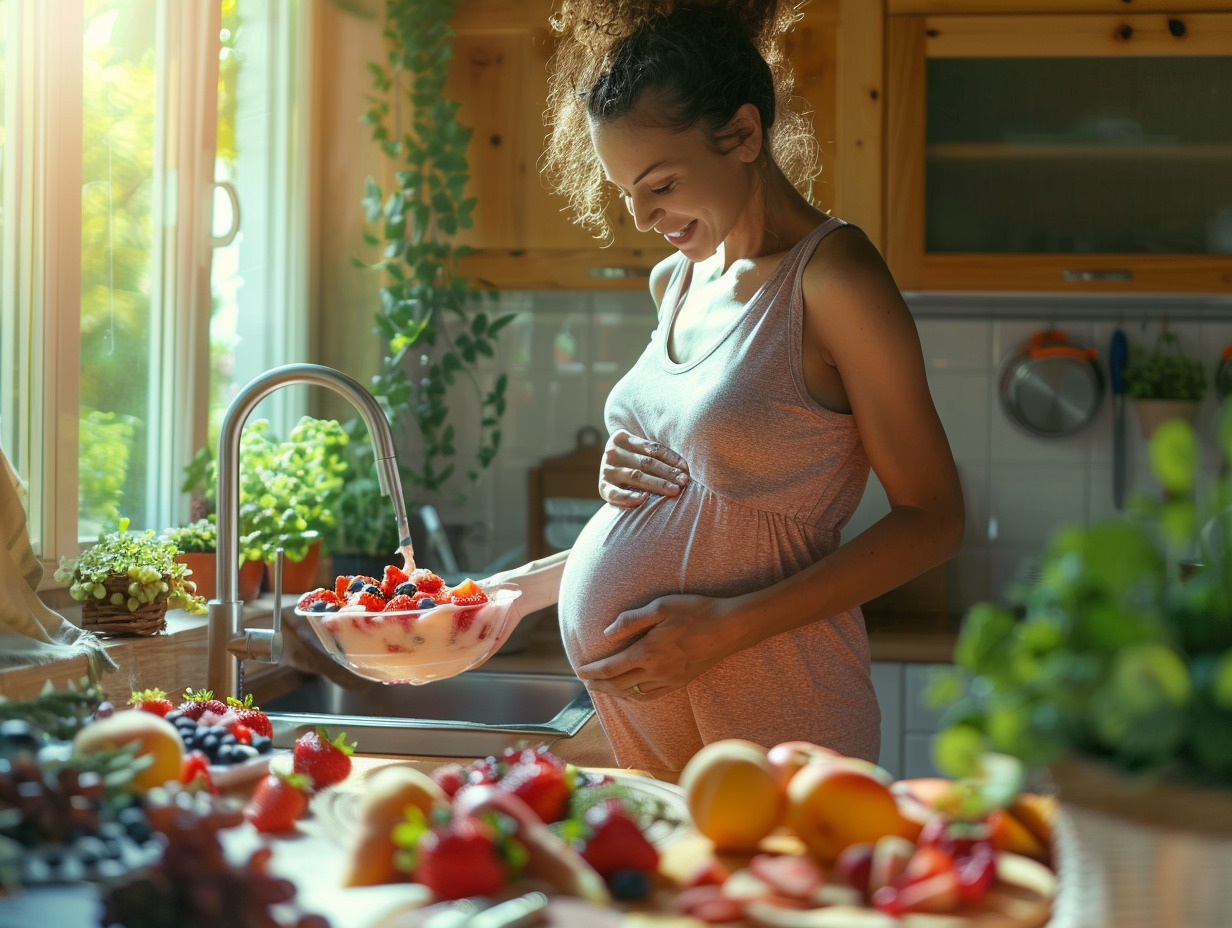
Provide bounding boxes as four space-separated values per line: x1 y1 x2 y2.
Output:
294 564 522 684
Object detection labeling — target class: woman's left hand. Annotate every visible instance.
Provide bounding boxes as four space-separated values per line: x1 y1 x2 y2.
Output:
574 593 736 699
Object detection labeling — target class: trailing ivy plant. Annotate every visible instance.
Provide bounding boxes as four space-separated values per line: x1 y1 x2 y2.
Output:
355 0 515 499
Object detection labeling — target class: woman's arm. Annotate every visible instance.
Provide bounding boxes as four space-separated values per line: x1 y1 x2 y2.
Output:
578 229 965 698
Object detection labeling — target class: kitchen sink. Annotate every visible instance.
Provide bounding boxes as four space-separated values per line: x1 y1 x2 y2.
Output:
260 670 594 757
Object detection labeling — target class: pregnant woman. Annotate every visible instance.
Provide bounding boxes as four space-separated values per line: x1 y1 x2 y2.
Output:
485 0 964 778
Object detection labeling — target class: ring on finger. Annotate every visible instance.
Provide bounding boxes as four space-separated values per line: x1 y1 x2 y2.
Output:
631 683 643 696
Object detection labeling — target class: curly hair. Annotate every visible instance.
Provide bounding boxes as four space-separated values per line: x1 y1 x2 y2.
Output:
543 0 817 241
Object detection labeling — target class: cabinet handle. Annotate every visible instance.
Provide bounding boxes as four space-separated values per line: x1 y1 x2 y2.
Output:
1063 269 1133 282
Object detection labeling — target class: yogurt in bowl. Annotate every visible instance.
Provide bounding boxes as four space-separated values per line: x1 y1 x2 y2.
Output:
295 576 522 685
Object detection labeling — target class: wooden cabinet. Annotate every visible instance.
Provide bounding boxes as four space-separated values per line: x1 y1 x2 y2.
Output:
446 0 884 289
885 5 1232 292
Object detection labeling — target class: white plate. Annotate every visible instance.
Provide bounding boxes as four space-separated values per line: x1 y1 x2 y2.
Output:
208 748 287 788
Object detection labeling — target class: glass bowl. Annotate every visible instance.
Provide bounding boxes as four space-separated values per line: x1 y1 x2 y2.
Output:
296 585 523 685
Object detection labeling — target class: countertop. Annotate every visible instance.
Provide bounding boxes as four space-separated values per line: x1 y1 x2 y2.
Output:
0 599 960 707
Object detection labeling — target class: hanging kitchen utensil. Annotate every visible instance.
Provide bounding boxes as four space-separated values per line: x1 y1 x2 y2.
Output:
999 330 1104 437
1110 328 1129 510
1217 344 1232 402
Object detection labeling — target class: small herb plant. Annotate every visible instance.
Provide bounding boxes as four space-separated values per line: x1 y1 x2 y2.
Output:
931 411 1232 790
161 518 216 554
183 416 349 564
1123 330 1207 402
54 518 207 615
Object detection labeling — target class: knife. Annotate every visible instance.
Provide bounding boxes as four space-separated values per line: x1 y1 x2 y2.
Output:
1110 329 1129 510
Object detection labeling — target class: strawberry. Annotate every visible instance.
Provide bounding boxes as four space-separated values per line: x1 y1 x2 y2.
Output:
412 812 514 900
408 569 446 595
129 688 174 717
232 722 253 745
180 689 227 720
297 588 341 611
380 564 410 599
430 763 469 799
334 575 352 598
445 578 488 607
225 694 273 738
344 575 381 595
292 726 356 791
384 593 419 612
348 589 386 612
578 798 659 878
748 852 825 900
179 751 219 794
497 747 572 823
244 769 313 834
452 608 481 637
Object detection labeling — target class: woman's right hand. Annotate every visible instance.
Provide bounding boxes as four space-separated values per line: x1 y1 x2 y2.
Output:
599 429 689 508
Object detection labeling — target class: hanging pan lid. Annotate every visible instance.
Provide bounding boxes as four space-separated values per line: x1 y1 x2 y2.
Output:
999 330 1104 437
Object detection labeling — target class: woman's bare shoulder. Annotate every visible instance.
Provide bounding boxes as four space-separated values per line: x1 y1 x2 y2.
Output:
802 224 910 320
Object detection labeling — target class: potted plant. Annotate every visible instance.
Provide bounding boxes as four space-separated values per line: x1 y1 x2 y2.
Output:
160 518 218 603
1123 328 1207 437
54 518 207 637
931 412 1232 926
183 416 350 596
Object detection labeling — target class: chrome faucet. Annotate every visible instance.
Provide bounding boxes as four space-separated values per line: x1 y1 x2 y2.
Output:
205 363 411 700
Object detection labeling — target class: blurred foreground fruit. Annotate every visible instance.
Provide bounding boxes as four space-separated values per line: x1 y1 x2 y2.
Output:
679 739 783 851
73 710 184 791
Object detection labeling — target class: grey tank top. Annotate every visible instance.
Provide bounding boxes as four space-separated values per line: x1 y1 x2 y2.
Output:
557 216 880 773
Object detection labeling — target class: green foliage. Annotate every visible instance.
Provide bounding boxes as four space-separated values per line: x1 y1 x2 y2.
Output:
182 417 349 563
933 411 1232 789
78 409 138 533
1124 330 1207 401
54 518 206 615
160 518 217 554
356 0 515 500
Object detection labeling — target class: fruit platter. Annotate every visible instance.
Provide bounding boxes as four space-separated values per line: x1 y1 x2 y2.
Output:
0 676 1060 928
294 564 522 684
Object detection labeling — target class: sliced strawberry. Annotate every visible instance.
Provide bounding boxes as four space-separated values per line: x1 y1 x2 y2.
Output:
748 853 825 901
673 885 745 923
430 763 469 799
452 607 481 637
384 593 419 612
348 589 386 612
296 588 341 611
409 569 446 595
380 564 410 599
180 751 218 794
334 574 351 598
446 578 488 607
955 843 998 903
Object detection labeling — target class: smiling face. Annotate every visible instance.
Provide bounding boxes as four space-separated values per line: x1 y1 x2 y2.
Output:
588 102 763 262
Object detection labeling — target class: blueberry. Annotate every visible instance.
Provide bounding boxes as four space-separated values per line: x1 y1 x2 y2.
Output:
220 733 237 746
309 599 332 612
215 745 235 765
362 583 382 596
608 868 652 901
164 710 183 723
201 733 219 752
117 807 152 844
232 744 259 763
251 735 272 754
346 578 366 593
393 581 417 597
415 597 437 609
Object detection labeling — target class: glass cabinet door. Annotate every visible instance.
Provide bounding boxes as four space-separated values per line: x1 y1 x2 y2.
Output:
887 13 1232 292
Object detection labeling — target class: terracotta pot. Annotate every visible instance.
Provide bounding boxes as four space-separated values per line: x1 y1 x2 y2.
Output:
239 558 265 601
268 540 322 595
175 552 217 602
1133 398 1199 438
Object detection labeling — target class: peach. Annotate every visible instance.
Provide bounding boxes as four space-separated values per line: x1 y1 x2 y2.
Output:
72 709 184 792
989 807 1051 863
785 759 921 863
765 741 840 791
679 739 784 852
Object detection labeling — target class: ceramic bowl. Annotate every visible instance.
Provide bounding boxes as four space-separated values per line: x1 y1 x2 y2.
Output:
296 585 522 685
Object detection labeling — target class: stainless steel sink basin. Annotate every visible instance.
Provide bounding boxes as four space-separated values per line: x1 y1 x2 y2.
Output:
260 671 594 757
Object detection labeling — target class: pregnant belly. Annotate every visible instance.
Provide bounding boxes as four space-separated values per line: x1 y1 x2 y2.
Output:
557 489 822 668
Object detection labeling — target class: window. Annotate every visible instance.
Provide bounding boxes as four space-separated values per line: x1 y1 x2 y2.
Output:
0 0 311 581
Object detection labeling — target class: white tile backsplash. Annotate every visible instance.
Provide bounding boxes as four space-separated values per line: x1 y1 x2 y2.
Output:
430 290 1230 620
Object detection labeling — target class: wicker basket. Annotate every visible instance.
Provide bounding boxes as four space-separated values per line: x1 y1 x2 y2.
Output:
1049 758 1232 928
80 572 169 637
